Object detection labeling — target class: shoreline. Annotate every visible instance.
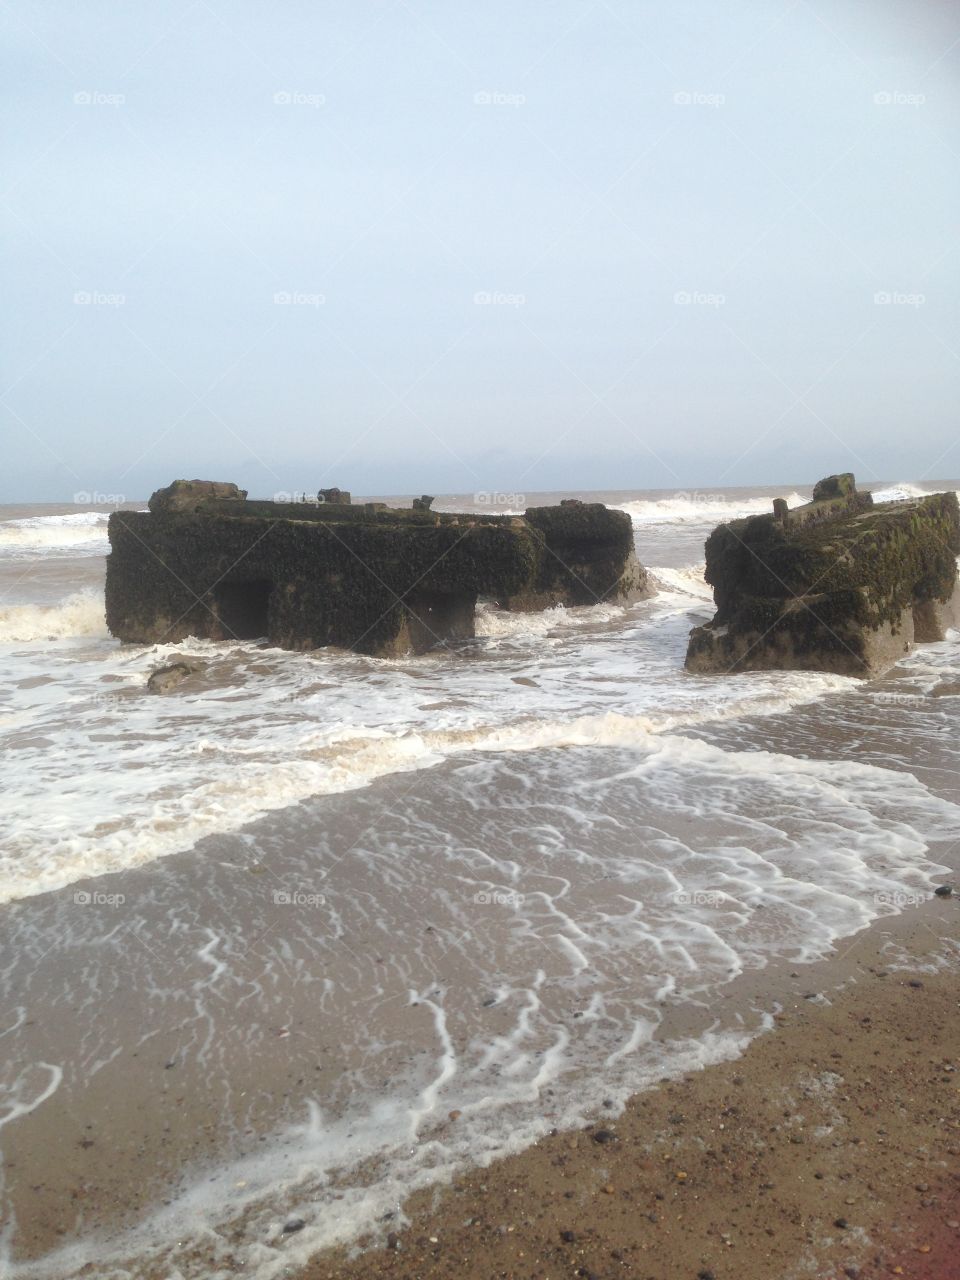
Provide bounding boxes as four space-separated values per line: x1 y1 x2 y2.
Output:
295 898 960 1280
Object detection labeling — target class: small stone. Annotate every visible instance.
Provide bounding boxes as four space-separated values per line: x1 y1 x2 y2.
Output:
282 1218 305 1235
834 1217 848 1229
843 1267 860 1278
602 1183 615 1195
698 1271 716 1280
934 884 953 897
676 1171 688 1181
386 1232 399 1250
448 1110 461 1121
560 1229 576 1243
592 1129 616 1144
908 979 924 989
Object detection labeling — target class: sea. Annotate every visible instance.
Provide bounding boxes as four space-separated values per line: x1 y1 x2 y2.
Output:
1 481 959 1278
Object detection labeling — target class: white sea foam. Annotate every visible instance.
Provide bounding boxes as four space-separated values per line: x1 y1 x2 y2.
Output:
616 491 808 524
649 563 712 601
0 590 107 642
0 511 112 558
870 481 938 503
6 729 958 1280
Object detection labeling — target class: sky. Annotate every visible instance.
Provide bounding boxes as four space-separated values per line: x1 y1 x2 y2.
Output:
3 0 959 502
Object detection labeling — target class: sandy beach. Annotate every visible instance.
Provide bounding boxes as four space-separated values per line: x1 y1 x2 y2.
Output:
300 898 960 1280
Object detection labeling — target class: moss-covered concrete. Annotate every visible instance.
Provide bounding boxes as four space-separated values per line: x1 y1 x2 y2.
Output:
106 485 649 655
686 479 960 677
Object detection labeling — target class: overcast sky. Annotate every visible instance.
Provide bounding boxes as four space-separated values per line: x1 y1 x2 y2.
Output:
3 0 959 501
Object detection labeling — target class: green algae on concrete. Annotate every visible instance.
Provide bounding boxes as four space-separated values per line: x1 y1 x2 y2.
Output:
106 484 650 656
686 478 960 677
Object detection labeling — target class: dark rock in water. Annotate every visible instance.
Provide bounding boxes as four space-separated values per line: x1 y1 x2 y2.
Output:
412 494 435 511
148 479 246 515
282 1218 305 1235
386 1231 399 1250
146 661 201 693
934 884 954 897
560 498 583 507
106 482 654 658
592 1128 616 1144
813 472 856 501
686 475 960 678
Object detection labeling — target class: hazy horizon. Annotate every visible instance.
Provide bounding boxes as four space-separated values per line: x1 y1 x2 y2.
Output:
4 0 959 502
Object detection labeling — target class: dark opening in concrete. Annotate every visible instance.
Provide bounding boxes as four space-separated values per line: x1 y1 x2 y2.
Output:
216 580 272 640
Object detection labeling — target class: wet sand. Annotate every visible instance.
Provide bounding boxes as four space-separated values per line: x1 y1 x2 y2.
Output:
300 898 960 1280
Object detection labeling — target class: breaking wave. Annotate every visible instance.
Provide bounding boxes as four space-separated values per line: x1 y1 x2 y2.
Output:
0 591 108 643
0 512 112 558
